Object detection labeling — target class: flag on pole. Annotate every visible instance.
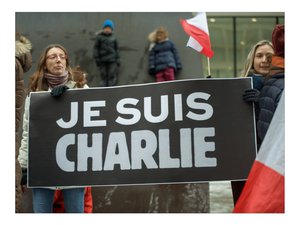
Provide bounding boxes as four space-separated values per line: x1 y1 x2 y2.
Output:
180 12 214 58
233 92 285 213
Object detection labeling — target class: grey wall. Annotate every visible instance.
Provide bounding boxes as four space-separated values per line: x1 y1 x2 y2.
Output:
16 12 204 87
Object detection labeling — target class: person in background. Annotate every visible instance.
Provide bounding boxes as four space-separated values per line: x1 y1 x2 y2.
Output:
148 26 182 82
93 19 120 87
18 44 87 213
72 65 88 88
15 32 32 212
241 39 275 146
231 40 274 205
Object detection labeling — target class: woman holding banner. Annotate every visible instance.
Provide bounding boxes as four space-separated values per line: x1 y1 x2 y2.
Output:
231 40 274 205
18 44 89 213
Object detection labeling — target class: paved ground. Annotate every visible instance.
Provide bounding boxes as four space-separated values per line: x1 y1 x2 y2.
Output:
20 182 233 213
209 181 234 213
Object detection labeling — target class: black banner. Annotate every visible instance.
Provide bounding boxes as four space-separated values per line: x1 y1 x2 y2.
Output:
28 78 256 187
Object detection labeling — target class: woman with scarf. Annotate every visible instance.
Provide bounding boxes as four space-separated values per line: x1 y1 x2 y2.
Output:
18 44 88 213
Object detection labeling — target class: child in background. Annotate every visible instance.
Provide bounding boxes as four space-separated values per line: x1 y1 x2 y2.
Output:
148 26 182 82
93 19 120 86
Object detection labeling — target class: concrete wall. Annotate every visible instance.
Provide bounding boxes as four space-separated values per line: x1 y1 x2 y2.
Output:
16 12 208 213
16 12 204 87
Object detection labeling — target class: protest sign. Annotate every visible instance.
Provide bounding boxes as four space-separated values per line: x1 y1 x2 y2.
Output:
28 78 256 187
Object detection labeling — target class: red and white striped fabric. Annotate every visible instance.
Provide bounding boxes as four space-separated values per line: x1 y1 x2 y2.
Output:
180 12 214 58
233 92 285 213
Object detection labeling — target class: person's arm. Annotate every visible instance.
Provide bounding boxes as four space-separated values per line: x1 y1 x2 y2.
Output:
18 95 30 188
115 39 120 66
18 96 30 169
171 43 182 70
148 48 156 75
93 36 101 66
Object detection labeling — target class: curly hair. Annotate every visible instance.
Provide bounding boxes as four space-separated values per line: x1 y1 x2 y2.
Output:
155 26 169 42
72 65 87 88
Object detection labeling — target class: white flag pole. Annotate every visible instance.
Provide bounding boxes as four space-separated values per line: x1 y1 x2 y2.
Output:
207 57 211 77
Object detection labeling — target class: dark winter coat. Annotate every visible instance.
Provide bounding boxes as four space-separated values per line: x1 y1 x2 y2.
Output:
257 73 284 143
93 32 120 65
148 40 182 75
15 34 32 212
248 73 265 90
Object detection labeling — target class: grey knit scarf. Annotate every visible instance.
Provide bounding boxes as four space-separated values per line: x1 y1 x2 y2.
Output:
44 70 69 89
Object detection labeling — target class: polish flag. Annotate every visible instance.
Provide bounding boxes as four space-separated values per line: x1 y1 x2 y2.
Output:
180 12 214 58
233 92 285 213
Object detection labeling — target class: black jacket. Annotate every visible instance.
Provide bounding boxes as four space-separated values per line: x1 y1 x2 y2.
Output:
148 40 182 75
257 73 284 143
93 32 120 65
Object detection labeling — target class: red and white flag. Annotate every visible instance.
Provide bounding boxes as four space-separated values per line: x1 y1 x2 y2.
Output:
233 92 285 213
180 12 214 58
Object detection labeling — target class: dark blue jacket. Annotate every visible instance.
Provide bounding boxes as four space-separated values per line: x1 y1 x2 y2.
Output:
257 73 284 143
148 40 182 75
248 73 265 90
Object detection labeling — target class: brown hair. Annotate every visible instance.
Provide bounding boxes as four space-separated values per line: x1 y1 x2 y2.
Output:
72 65 87 88
28 44 72 93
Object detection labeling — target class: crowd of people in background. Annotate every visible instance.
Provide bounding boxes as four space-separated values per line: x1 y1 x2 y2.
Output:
15 18 284 213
